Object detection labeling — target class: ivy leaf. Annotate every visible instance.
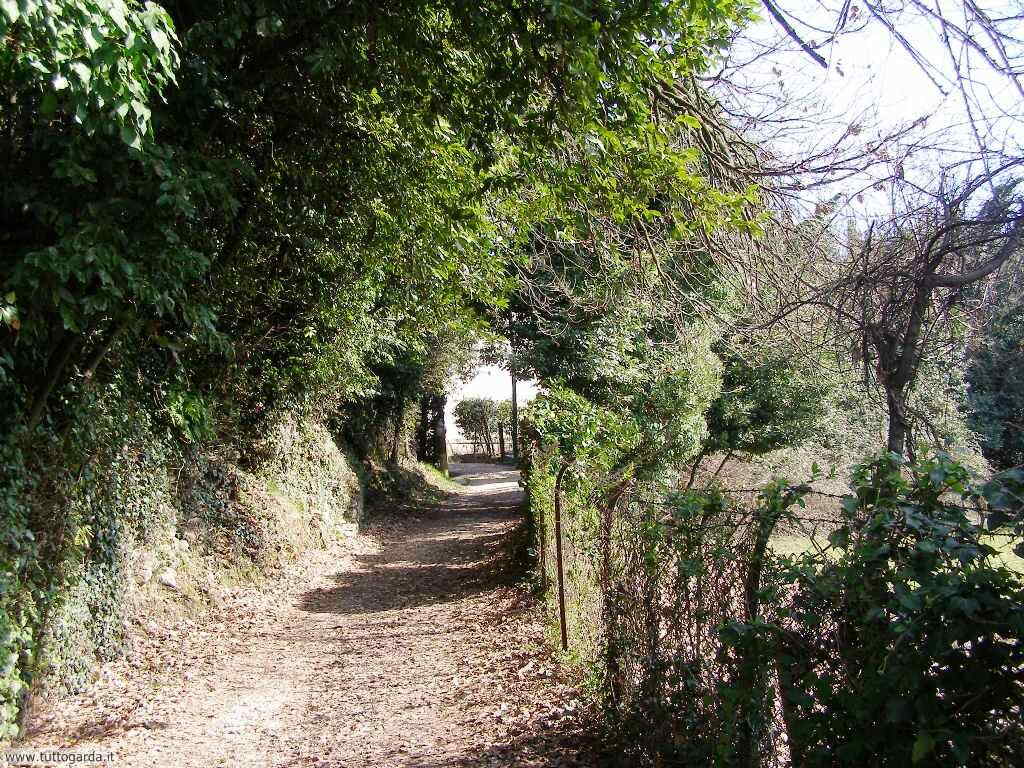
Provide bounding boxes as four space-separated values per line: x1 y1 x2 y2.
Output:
912 732 935 763
70 61 92 86
120 123 141 149
828 526 849 549
40 90 57 116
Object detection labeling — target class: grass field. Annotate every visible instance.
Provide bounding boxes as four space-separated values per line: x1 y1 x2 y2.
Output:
770 532 1024 573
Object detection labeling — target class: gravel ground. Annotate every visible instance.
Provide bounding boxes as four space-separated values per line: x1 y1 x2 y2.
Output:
20 464 606 768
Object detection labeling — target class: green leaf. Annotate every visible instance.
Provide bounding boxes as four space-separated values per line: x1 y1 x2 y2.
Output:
828 527 849 549
149 27 169 52
120 123 141 149
912 732 935 763
40 90 57 116
70 61 92 86
83 26 102 52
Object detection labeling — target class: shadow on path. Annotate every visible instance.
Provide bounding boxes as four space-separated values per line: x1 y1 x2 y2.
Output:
297 464 523 616
16 462 610 768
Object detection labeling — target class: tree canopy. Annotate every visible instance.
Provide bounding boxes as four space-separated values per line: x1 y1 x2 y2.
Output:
2 0 1023 755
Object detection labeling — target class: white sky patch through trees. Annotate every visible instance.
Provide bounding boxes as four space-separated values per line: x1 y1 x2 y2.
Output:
716 0 1023 215
445 366 539 445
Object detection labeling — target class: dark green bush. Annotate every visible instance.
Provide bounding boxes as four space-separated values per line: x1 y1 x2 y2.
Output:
525 437 1024 766
777 453 1024 766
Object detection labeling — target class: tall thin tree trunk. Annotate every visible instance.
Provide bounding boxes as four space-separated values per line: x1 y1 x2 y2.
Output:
417 394 430 460
388 396 404 466
601 479 629 709
708 450 734 486
735 502 783 768
433 395 448 474
685 449 707 489
538 503 547 590
511 374 519 458
82 318 130 382
553 460 573 651
776 639 809 768
27 332 79 430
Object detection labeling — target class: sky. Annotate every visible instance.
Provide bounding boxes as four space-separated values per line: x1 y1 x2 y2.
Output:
444 366 539 445
721 0 1023 213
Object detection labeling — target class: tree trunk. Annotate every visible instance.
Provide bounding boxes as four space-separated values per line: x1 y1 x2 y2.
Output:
82 318 130 382
388 396 404 466
735 503 783 768
538 502 547 590
775 637 810 768
27 332 79 430
511 374 519 458
498 423 506 460
685 449 707 489
483 415 493 456
433 395 448 474
601 479 630 709
416 394 430 460
886 387 910 457
553 460 573 651
708 450 734 486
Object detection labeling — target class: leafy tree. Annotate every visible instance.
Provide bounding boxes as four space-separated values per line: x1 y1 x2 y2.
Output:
968 298 1024 471
688 340 830 484
0 1 178 146
497 399 514 436
453 397 499 455
818 182 1022 457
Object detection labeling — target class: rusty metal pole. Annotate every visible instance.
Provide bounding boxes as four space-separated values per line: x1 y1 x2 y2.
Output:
538 502 547 590
553 460 573 651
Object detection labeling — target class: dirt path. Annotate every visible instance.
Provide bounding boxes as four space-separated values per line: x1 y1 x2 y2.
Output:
23 464 602 767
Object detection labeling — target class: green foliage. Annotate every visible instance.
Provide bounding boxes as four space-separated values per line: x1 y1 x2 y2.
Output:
0 0 178 146
777 453 1024 766
968 298 1024 471
0 0 759 738
496 399 514 434
702 341 830 458
452 397 499 453
167 387 215 444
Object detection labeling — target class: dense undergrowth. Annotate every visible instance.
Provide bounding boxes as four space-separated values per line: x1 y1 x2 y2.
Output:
3 408 366 735
524 399 1024 766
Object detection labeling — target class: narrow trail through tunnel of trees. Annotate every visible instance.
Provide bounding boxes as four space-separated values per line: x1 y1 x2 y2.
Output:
22 465 602 768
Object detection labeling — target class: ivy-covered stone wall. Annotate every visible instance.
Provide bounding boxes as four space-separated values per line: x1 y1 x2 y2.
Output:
5 412 364 735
